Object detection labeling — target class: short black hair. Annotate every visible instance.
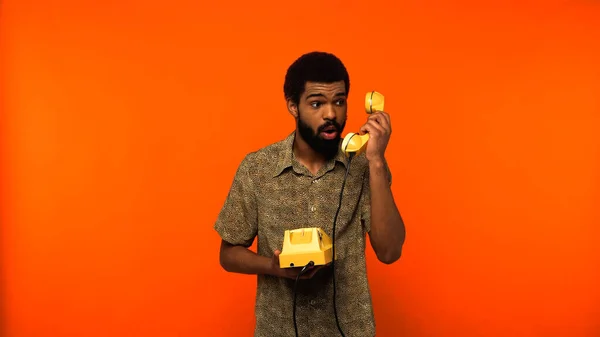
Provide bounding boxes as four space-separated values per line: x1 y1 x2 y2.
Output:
283 51 350 105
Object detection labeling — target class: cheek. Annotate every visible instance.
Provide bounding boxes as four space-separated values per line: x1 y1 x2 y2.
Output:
336 106 348 119
299 107 320 123
298 112 319 130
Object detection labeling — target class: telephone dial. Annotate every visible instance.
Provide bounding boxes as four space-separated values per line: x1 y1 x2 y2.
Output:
278 91 385 269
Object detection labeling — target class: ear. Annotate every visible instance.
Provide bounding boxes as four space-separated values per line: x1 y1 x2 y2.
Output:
287 99 298 118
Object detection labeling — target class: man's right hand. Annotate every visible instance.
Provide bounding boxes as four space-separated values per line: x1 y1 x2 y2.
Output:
270 249 327 279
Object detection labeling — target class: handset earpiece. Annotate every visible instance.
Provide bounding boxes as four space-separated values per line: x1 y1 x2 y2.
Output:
365 90 385 114
341 91 385 156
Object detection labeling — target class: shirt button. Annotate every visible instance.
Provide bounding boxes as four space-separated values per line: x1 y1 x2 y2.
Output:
310 206 316 212
310 300 316 305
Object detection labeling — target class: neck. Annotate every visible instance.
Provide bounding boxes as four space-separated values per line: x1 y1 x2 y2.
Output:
293 131 329 175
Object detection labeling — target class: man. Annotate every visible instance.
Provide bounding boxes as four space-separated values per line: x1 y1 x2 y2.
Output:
214 51 406 337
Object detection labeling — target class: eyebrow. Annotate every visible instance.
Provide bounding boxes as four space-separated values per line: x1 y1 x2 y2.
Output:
305 92 347 100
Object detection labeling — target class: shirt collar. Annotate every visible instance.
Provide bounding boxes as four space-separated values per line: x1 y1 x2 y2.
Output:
273 131 349 177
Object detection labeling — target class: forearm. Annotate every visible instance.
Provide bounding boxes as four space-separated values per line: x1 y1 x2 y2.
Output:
219 242 276 276
368 159 406 264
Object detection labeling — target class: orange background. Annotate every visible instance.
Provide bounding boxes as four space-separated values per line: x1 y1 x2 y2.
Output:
2 1 600 336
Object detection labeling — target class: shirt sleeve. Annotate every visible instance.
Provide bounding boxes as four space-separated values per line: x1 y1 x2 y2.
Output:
214 154 258 247
360 158 393 233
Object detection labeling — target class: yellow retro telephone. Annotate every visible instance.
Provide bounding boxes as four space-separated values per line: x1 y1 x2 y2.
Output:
278 91 385 269
278 227 333 268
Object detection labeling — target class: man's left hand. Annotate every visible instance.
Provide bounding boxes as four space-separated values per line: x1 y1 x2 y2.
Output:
359 111 391 163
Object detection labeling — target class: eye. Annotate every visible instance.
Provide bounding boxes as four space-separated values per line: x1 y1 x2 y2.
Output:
335 99 346 106
310 101 322 108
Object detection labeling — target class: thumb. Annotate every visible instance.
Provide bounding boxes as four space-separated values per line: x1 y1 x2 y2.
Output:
359 124 370 135
272 250 282 269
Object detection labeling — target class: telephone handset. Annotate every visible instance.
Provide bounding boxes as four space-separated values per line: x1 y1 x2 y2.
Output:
340 91 385 156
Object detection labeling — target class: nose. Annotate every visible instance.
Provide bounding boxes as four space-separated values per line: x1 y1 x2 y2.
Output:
322 103 336 120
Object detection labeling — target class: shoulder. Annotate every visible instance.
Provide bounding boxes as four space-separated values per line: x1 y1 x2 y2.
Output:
237 136 288 175
244 139 284 162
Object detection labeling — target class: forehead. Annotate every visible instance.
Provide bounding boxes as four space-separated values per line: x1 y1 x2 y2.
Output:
302 81 346 98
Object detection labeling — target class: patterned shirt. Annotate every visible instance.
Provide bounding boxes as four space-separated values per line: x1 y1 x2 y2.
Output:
214 131 392 337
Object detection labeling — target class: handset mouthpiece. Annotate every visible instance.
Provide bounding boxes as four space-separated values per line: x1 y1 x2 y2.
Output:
341 132 370 156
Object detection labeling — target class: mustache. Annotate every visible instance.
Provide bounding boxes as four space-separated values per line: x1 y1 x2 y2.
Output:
317 120 342 133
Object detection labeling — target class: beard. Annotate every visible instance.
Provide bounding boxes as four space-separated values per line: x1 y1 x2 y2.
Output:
297 113 346 160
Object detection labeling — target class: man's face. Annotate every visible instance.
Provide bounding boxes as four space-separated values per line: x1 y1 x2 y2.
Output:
294 81 347 159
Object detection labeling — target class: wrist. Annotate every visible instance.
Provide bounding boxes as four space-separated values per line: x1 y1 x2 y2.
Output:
267 259 283 277
368 156 386 168
271 266 283 278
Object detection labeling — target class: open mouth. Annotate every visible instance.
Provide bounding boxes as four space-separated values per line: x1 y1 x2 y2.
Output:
320 125 339 139
321 125 337 134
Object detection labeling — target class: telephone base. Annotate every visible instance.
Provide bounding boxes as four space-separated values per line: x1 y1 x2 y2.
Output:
279 227 333 268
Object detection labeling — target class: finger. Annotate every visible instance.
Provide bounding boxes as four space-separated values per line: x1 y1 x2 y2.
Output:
285 272 298 280
360 120 385 136
300 266 321 279
284 269 300 279
272 250 281 263
380 111 391 125
368 112 390 132
379 111 391 133
305 266 321 278
359 121 377 134
374 110 390 122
